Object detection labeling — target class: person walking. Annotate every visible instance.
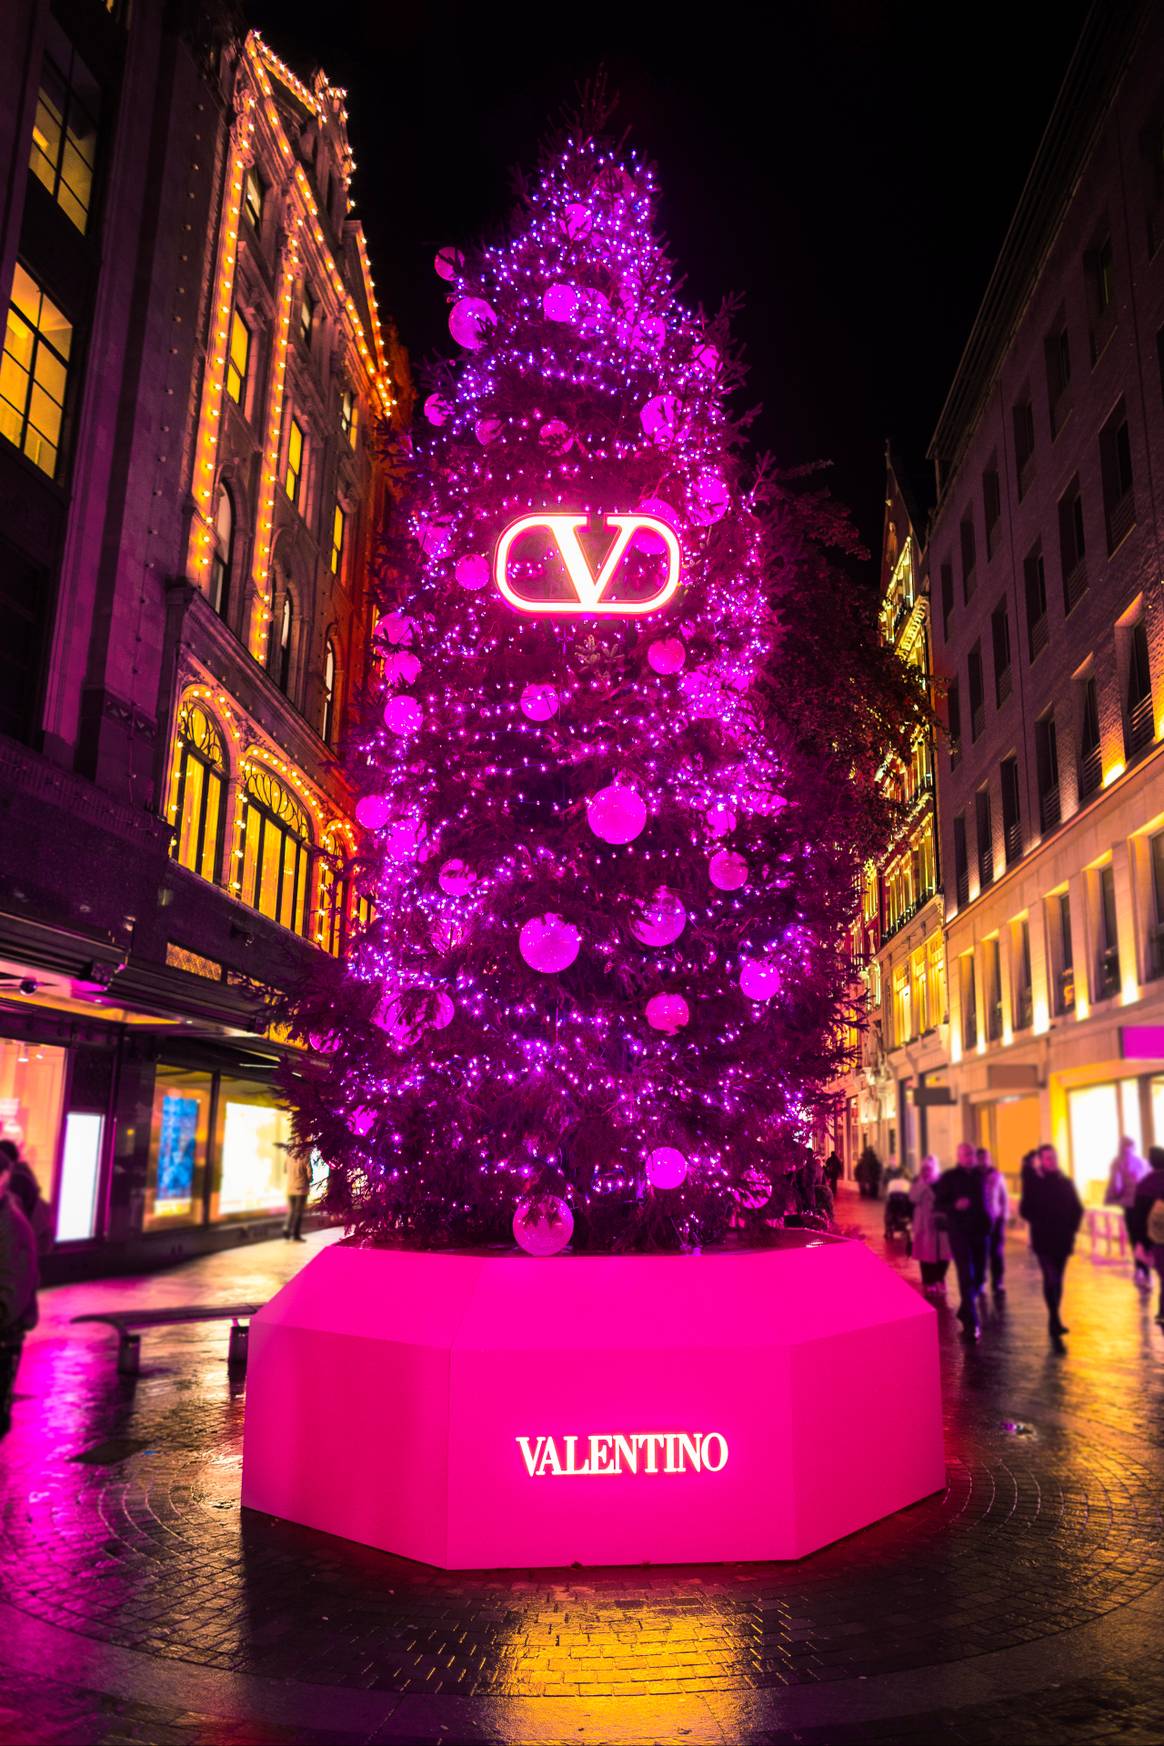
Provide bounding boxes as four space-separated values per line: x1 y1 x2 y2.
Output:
283 1148 313 1242
1020 1144 1083 1352
823 1151 842 1200
1104 1136 1151 1288
910 1155 950 1294
856 1145 882 1201
0 1141 53 1257
0 1146 39 1436
977 1145 1010 1300
933 1142 991 1342
1132 1146 1164 1327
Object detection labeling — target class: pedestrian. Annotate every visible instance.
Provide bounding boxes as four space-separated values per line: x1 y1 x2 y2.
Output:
1104 1135 1151 1288
283 1148 313 1242
823 1151 842 1199
1132 1146 1164 1327
0 1141 53 1257
856 1145 882 1200
0 1145 39 1436
1020 1144 1083 1352
909 1155 950 1294
977 1145 1010 1300
933 1142 990 1341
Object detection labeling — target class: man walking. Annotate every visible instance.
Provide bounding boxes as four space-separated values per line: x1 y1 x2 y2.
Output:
1104 1135 1150 1287
1020 1144 1083 1353
0 1146 39 1435
934 1142 991 1342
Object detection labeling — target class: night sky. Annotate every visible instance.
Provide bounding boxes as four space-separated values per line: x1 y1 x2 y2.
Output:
248 0 1091 552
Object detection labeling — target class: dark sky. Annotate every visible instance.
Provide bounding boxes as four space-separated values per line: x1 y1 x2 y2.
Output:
248 0 1091 552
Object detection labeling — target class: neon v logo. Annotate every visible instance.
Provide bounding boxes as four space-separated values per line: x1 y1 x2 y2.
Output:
493 513 682 616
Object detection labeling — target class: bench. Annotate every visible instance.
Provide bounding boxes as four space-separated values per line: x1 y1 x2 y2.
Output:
72 1303 263 1375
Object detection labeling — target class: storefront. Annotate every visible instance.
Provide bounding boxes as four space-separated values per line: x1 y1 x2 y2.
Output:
144 1064 294 1231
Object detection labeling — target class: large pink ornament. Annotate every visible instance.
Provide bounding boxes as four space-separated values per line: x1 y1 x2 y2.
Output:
646 1146 688 1189
474 416 502 445
513 1193 574 1257
587 784 647 844
561 202 593 239
454 553 490 591
448 297 496 349
737 1168 772 1210
431 991 455 1030
383 695 422 736
706 803 737 837
384 650 422 685
438 858 476 897
383 818 424 859
639 393 681 447
688 472 730 526
645 992 690 1034
433 246 463 281
629 886 686 948
634 497 680 556
520 683 559 722
543 283 580 323
740 958 782 1001
709 850 749 891
423 393 451 426
354 793 392 830
538 419 572 454
519 913 581 974
647 637 686 675
378 612 415 646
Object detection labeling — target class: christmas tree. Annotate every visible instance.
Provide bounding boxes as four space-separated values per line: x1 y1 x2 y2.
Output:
287 115 922 1253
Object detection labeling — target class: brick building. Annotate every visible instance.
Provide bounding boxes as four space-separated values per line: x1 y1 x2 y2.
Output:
0 0 409 1275
929 0 1164 1202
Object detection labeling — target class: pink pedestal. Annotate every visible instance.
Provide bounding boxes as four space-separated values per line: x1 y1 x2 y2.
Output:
241 1237 945 1569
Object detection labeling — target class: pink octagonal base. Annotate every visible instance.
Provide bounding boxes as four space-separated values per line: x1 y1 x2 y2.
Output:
241 1236 945 1569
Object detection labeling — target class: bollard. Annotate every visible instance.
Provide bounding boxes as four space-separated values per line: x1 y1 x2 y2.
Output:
117 1333 142 1376
228 1319 249 1373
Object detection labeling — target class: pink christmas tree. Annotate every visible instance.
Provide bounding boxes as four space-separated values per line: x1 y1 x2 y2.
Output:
288 117 920 1252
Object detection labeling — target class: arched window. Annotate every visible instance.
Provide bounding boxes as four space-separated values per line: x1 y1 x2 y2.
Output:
209 486 234 618
321 638 336 745
170 700 226 882
270 592 292 694
239 763 311 933
317 827 349 957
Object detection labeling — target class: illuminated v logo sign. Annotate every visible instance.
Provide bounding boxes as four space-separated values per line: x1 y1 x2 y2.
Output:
493 513 681 616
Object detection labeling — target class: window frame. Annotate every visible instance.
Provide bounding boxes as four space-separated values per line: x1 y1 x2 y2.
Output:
28 34 101 235
171 701 227 884
239 764 312 934
0 261 74 479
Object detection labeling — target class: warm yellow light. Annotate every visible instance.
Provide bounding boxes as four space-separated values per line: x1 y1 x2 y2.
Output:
1104 761 1125 787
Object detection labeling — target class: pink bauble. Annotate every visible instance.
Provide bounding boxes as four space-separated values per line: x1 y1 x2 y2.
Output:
438 858 476 896
740 958 781 1001
375 993 421 1046
647 637 686 675
423 393 451 426
646 1146 688 1189
709 849 749 891
448 296 496 349
706 803 737 837
308 1030 340 1054
645 992 690 1034
639 393 681 446
377 611 415 646
474 416 502 445
631 315 666 352
384 650 422 685
561 202 593 239
519 912 581 974
349 1106 376 1138
354 793 392 830
539 418 572 454
383 695 422 736
520 682 559 721
634 497 680 555
416 517 453 559
588 784 647 844
431 991 455 1029
434 246 463 281
454 553 490 591
629 886 686 948
513 1193 574 1257
543 282 580 323
688 472 730 526
693 341 720 374
737 1168 772 1210
383 818 423 859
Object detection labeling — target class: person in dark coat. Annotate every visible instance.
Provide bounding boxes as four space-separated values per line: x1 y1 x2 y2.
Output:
1020 1144 1083 1352
823 1152 842 1199
1132 1146 1164 1327
0 1147 40 1435
856 1146 882 1200
0 1141 53 1256
933 1142 990 1340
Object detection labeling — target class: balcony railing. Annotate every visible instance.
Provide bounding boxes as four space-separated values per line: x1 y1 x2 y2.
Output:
1125 693 1154 760
978 843 994 890
1029 613 1049 659
1078 744 1101 800
1063 560 1088 614
956 867 970 909
1003 817 1023 866
1039 783 1061 833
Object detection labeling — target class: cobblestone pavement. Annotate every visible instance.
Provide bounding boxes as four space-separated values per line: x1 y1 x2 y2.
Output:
1 1198 1162 1745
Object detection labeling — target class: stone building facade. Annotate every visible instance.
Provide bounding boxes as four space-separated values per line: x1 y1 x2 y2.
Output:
0 0 408 1275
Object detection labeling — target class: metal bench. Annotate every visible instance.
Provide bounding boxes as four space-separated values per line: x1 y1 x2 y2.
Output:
72 1303 263 1375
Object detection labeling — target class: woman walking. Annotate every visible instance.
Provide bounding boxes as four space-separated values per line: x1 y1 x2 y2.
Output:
910 1155 950 1295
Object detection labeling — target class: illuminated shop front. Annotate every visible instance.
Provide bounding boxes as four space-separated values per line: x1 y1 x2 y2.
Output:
146 1066 293 1230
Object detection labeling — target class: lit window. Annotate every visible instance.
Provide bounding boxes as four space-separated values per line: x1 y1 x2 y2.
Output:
285 416 304 504
0 263 73 477
299 282 314 345
330 503 345 574
170 700 226 883
29 34 100 234
340 385 357 447
239 765 311 933
927 933 947 1026
243 166 263 231
270 593 293 694
317 828 348 956
321 639 336 744
226 310 249 406
209 486 233 618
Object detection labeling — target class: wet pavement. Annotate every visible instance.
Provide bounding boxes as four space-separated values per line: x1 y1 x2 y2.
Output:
1 1195 1162 1745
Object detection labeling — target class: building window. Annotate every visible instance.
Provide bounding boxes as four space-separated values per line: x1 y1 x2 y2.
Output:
954 814 969 910
0 263 73 478
1097 863 1119 998
892 963 910 1049
1099 401 1134 551
940 561 954 636
962 952 978 1049
285 416 304 505
340 385 357 448
271 593 293 695
926 933 947 1026
1024 542 1048 659
299 282 315 346
330 503 346 575
959 513 976 603
209 485 233 619
1012 395 1035 497
1044 318 1071 435
321 638 336 745
1052 891 1075 1015
1149 832 1164 980
911 946 928 1037
1036 711 1060 832
243 165 264 231
317 828 349 957
1079 675 1101 799
28 31 100 234
948 679 961 767
239 765 311 933
1086 235 1116 361
984 938 1002 1042
170 701 226 883
226 310 250 407
1058 477 1087 613
1014 918 1033 1030
1001 755 1022 867
982 466 1000 560
968 641 985 740
991 600 1011 704
1124 621 1153 759
976 785 994 891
